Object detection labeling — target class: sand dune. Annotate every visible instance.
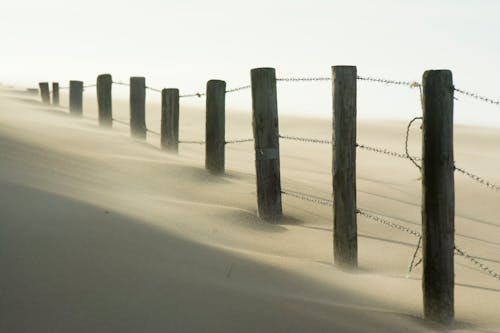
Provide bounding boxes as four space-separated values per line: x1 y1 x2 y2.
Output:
0 87 499 332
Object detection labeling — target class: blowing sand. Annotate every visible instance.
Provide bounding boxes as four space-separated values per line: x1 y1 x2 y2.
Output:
0 87 499 332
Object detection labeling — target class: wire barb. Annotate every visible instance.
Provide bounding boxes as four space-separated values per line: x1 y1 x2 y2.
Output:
179 140 205 145
454 166 500 192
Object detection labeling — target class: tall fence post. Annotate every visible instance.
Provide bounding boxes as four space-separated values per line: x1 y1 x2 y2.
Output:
52 82 59 106
39 82 50 104
130 77 146 139
97 74 113 127
250 67 282 222
332 65 357 269
422 69 455 325
205 80 226 174
161 88 179 152
69 80 83 115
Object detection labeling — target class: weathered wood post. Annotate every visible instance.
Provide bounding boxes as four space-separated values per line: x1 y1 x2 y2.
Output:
52 82 59 106
69 80 83 115
97 74 113 127
161 88 180 152
130 77 146 139
421 69 455 325
250 67 282 222
205 80 226 174
39 82 50 104
332 65 357 269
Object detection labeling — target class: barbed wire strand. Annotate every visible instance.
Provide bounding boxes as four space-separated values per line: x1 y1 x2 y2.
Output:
113 81 130 87
179 140 205 144
454 87 500 106
454 246 500 281
281 190 333 207
180 92 205 98
277 77 330 82
357 76 421 88
226 85 251 93
279 134 332 145
225 138 254 144
146 128 160 136
146 86 162 93
357 209 422 238
112 118 129 126
454 166 500 192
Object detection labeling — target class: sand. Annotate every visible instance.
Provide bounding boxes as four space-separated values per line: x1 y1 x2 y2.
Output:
0 87 499 332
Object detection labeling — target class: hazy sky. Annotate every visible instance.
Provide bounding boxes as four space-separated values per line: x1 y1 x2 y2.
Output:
1 0 499 126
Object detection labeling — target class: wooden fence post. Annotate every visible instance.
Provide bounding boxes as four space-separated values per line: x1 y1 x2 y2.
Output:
332 65 358 269
69 80 83 115
97 74 113 127
250 67 282 222
52 82 59 106
130 77 146 139
422 69 455 325
205 80 226 174
39 82 50 104
161 88 179 152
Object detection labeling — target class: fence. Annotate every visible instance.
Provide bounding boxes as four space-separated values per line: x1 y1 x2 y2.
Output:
37 66 500 326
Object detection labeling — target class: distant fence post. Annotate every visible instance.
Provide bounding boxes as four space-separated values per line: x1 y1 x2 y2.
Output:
421 69 455 325
332 65 357 269
69 80 83 115
205 80 226 174
250 67 282 222
161 88 180 152
39 82 50 104
97 74 113 127
52 82 59 106
130 77 146 139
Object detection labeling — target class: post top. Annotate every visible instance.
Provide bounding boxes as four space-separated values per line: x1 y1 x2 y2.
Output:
69 80 84 84
130 76 145 81
251 67 276 73
207 79 226 85
98 73 112 79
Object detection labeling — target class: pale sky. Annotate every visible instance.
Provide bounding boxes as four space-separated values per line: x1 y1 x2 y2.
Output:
1 0 499 126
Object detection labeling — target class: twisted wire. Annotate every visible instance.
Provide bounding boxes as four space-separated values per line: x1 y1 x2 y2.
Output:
279 134 332 145
357 209 422 238
180 92 205 98
407 236 422 275
277 77 330 82
357 76 421 88
454 166 500 192
179 140 205 144
226 85 251 93
146 86 162 93
281 190 333 207
454 88 500 106
113 81 130 87
225 138 254 144
454 246 500 281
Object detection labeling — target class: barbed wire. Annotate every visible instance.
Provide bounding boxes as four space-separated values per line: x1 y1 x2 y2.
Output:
357 76 421 88
226 85 251 94
454 246 500 281
279 134 332 145
146 128 160 136
225 138 254 144
356 143 421 161
281 190 333 206
146 86 162 93
83 84 96 88
180 92 205 98
357 209 422 238
113 81 130 87
454 88 500 106
112 118 129 126
454 166 500 192
277 77 330 82
179 140 205 144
